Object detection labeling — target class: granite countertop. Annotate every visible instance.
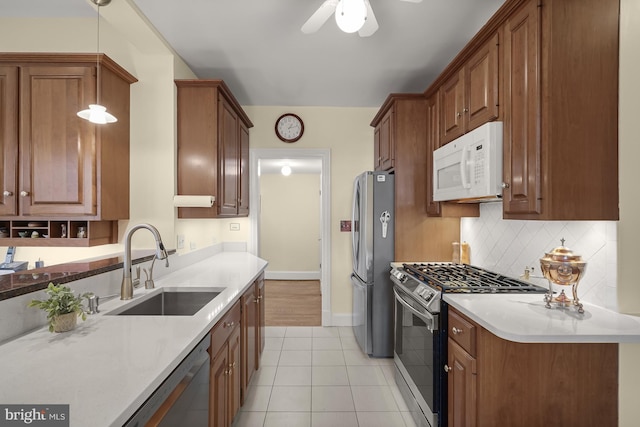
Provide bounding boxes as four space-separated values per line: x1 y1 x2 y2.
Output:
0 251 267 427
0 250 175 301
444 293 640 343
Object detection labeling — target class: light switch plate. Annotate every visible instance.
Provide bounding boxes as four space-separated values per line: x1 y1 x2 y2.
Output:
177 234 185 249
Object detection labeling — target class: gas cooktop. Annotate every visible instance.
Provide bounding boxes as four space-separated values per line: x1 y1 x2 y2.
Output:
401 262 547 294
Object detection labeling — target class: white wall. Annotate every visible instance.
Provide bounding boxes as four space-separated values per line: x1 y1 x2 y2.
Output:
259 173 321 274
618 0 640 424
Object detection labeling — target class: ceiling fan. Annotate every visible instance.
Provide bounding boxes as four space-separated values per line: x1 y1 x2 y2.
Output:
301 0 423 37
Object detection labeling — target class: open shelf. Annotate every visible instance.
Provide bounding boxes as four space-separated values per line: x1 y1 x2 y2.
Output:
0 220 117 247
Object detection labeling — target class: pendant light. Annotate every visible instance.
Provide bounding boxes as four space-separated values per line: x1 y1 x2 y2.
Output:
77 0 117 124
335 0 367 34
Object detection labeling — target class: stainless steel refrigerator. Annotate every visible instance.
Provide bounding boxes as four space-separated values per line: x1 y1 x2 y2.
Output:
351 171 394 357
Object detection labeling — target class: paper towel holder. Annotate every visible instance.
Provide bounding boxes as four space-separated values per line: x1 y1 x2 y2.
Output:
173 195 215 208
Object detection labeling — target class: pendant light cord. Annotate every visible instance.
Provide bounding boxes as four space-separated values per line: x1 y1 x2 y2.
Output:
96 3 101 105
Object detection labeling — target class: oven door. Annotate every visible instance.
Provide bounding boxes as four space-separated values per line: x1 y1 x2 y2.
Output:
393 285 441 427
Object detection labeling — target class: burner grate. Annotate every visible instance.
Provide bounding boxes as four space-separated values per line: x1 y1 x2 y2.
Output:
402 263 547 294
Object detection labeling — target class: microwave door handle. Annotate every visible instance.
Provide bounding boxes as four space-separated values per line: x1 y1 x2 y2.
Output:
460 145 471 189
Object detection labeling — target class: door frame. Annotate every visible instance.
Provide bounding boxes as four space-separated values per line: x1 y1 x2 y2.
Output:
249 148 332 326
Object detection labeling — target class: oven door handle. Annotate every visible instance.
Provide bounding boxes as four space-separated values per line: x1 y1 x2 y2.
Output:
393 287 438 331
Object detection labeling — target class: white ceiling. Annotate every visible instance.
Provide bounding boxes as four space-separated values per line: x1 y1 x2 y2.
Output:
1 0 505 107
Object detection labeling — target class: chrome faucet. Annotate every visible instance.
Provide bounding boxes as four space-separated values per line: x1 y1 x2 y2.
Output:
121 223 169 300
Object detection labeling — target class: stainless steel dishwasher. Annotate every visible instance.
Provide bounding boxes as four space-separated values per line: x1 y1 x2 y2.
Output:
124 333 210 426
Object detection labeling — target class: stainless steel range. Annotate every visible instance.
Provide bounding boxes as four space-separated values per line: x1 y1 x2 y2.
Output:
390 262 547 427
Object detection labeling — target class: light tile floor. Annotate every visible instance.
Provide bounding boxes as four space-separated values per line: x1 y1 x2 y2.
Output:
232 326 418 427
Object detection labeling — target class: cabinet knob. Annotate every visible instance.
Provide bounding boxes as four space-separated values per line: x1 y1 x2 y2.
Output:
20 191 30 197
254 298 260 304
223 321 235 328
463 108 469 113
444 364 451 373
501 182 510 189
452 327 462 335
456 112 462 118
2 191 13 197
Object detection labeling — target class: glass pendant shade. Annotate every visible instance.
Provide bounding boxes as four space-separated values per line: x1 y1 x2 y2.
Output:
77 104 117 124
335 0 367 33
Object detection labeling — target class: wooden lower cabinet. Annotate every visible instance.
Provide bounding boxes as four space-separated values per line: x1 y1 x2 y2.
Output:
241 273 266 404
447 308 618 427
210 301 241 427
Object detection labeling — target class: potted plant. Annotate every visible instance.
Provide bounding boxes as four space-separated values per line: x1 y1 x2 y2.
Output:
28 283 92 333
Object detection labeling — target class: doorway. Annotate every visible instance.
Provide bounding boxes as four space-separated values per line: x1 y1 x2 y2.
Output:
249 148 331 325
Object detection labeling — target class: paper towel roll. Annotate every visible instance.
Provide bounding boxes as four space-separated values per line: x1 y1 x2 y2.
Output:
173 195 215 207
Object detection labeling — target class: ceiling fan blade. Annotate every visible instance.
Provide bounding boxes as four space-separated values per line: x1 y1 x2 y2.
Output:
358 0 379 37
301 0 339 34
400 0 423 3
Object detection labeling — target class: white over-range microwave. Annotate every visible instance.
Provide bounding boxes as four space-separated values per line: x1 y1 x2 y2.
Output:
433 121 503 202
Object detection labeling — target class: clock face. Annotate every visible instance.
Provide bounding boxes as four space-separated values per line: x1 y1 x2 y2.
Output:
275 113 304 143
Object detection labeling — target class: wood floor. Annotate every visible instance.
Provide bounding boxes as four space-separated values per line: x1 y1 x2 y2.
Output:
264 280 321 326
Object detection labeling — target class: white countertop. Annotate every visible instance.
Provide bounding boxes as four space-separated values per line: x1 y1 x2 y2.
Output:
0 251 267 427
444 293 640 343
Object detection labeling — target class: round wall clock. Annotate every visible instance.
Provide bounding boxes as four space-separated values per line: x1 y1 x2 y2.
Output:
275 113 304 143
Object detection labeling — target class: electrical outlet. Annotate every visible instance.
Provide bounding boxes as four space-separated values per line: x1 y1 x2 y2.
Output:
230 223 240 231
177 234 185 249
190 241 197 250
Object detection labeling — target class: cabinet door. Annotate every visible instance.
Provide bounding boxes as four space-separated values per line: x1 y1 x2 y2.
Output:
378 108 394 171
373 124 382 171
426 94 441 217
0 66 18 216
466 33 499 131
238 121 249 216
218 96 239 216
257 276 265 358
440 69 465 145
210 343 229 427
228 325 241 423
241 285 257 395
502 0 542 216
19 66 96 217
448 339 477 427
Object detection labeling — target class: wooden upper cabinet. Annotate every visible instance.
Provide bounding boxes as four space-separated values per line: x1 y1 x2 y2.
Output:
20 66 96 217
176 80 253 218
374 107 394 171
0 54 135 224
466 33 499 131
502 0 619 220
426 94 441 216
440 33 500 145
502 0 541 217
0 66 18 216
440 70 465 144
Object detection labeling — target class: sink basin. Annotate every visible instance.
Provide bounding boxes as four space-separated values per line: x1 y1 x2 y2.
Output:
108 287 222 316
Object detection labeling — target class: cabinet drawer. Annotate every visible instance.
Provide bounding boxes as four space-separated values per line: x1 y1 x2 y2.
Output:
449 309 477 356
211 301 241 352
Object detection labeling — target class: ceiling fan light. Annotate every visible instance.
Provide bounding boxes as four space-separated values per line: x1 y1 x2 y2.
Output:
335 0 367 33
77 104 118 124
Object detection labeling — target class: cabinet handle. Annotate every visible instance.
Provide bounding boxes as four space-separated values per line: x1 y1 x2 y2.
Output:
224 369 230 375
20 191 30 197
224 321 235 328
456 112 462 118
501 182 510 189
2 191 13 197
254 298 260 304
444 364 451 373
463 108 469 113
452 327 462 335
229 362 236 369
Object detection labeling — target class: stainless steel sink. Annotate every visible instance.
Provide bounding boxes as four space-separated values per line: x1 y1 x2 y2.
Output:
107 287 222 316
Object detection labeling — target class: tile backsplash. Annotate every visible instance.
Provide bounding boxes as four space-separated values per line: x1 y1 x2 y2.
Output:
460 202 618 310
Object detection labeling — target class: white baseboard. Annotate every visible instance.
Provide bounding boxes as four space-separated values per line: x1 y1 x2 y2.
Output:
330 313 353 327
264 271 321 280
